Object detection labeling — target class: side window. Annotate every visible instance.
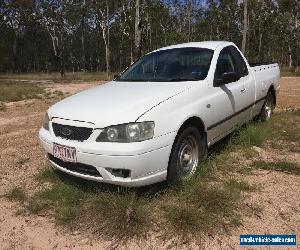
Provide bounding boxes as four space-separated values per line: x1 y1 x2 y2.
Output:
229 46 248 77
215 47 238 80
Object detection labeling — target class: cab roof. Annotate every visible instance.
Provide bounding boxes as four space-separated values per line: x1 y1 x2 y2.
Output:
154 41 233 52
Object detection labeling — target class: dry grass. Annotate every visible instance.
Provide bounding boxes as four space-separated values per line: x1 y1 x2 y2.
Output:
0 81 45 102
0 72 114 82
0 101 6 111
87 191 151 238
6 187 27 202
161 180 242 234
253 161 300 175
280 68 300 77
5 110 300 242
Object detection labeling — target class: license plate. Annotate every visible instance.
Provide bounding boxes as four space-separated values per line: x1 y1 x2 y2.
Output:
53 143 77 163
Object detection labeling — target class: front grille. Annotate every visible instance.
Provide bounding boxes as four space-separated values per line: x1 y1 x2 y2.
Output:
52 123 93 142
48 154 101 177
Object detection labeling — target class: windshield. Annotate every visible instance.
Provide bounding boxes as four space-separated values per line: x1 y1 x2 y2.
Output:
116 48 214 82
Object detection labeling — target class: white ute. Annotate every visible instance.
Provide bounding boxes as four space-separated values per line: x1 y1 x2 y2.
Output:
39 41 280 187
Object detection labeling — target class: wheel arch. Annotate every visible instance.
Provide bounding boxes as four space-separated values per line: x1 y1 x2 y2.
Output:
172 116 207 149
268 85 276 106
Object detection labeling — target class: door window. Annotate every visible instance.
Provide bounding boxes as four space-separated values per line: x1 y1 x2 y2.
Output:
214 47 238 81
229 46 248 77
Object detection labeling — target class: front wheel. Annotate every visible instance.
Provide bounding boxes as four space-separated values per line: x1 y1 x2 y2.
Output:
167 127 206 184
259 91 274 121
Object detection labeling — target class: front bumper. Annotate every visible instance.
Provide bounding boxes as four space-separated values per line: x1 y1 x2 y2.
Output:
39 127 175 187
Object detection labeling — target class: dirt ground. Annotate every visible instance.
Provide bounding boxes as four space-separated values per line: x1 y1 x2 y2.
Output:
0 78 299 249
277 77 300 108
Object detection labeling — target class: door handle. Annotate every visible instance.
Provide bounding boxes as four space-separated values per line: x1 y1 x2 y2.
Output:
241 88 246 93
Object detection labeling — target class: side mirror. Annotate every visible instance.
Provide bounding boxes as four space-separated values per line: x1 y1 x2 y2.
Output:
214 72 240 86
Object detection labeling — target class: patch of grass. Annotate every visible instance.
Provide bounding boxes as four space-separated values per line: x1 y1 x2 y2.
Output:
55 206 78 224
37 184 84 206
265 111 300 143
27 198 49 214
0 72 113 81
230 123 268 148
6 187 26 202
0 81 45 102
0 101 6 111
213 111 300 153
89 191 150 238
27 183 85 224
162 202 201 233
245 203 263 216
17 157 30 165
253 161 300 175
36 167 59 183
280 69 300 77
53 90 64 96
162 180 242 234
240 147 258 160
43 90 65 100
225 178 258 192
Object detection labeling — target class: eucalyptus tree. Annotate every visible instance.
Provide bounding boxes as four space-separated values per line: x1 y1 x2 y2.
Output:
1 0 36 72
241 0 247 54
92 0 124 75
36 0 69 76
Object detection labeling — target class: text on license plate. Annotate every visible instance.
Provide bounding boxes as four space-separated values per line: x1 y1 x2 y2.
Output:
53 143 77 163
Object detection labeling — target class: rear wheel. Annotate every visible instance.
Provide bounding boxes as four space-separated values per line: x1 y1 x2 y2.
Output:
259 91 274 121
167 127 206 184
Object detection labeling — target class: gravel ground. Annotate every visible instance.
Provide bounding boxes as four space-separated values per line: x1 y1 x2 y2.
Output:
0 78 299 249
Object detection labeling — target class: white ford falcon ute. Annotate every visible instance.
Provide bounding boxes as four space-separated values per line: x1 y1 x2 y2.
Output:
39 41 280 187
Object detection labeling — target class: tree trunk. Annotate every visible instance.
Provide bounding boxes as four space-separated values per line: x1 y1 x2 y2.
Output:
101 25 110 75
258 33 263 61
130 41 133 64
59 33 65 77
12 35 17 73
81 1 86 72
187 0 192 41
288 45 293 69
105 0 110 75
241 0 248 54
133 0 142 62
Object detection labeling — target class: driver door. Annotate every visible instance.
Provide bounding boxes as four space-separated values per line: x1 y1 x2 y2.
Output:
206 46 251 144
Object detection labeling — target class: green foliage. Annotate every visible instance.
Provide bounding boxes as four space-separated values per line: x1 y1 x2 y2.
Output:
0 1 299 74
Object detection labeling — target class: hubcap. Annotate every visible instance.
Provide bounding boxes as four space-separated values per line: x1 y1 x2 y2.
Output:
177 135 199 176
265 96 273 119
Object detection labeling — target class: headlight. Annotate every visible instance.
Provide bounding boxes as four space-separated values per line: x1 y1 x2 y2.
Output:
96 122 155 143
43 113 50 130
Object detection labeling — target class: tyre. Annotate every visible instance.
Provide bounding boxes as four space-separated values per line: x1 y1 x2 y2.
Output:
259 91 275 121
167 127 207 184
